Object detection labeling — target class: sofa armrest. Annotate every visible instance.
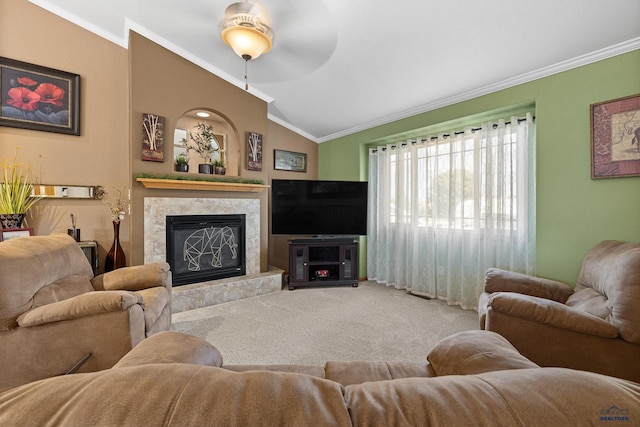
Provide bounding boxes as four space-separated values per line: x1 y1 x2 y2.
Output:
17 291 143 328
484 268 573 303
92 262 171 292
113 331 223 368
486 292 618 339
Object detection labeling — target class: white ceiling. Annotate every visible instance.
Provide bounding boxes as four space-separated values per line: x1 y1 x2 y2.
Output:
30 0 640 143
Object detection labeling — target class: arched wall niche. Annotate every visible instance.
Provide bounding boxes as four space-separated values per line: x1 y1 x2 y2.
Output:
174 108 241 176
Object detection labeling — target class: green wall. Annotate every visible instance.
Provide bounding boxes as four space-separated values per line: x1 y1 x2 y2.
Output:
319 49 640 285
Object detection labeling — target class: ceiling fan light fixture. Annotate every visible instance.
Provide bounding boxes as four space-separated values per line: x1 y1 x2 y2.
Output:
221 2 273 61
221 25 272 60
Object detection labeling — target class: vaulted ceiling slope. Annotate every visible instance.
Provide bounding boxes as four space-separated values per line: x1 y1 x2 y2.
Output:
30 0 640 143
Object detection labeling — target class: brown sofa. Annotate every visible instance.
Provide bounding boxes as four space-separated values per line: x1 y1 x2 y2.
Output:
0 233 172 392
478 240 640 384
1 330 639 426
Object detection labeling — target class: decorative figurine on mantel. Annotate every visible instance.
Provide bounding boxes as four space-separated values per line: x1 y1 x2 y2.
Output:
103 187 127 271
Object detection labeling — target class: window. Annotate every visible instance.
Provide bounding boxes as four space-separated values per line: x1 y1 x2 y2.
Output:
386 124 523 230
367 114 535 309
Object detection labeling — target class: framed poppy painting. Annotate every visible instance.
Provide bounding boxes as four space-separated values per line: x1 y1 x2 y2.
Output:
0 57 80 135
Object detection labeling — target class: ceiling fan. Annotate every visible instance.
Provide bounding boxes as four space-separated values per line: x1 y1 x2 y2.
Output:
217 0 338 85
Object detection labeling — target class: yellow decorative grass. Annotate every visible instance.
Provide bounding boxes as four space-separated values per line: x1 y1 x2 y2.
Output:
0 148 40 214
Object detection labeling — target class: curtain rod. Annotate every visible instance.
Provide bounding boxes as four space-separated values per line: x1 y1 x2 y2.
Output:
372 116 534 152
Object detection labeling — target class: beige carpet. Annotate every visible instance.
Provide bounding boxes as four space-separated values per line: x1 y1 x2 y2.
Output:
171 281 479 366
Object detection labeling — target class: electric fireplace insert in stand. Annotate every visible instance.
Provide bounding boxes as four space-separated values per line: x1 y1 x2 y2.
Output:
166 214 246 286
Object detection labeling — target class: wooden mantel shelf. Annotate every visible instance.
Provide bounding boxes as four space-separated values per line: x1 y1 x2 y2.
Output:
136 177 268 193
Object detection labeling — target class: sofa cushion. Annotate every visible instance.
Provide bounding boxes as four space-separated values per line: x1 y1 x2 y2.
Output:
114 331 224 368
0 234 93 330
566 287 612 320
0 364 353 427
575 240 640 344
224 364 326 378
427 330 538 376
32 275 94 308
343 368 640 426
325 360 434 386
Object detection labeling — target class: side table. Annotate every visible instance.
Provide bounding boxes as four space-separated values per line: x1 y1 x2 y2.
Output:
77 240 99 275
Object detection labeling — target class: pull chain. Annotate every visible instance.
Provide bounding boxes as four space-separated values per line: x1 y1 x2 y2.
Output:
242 54 252 90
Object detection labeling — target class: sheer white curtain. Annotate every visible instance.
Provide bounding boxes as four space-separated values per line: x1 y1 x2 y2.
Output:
368 114 535 310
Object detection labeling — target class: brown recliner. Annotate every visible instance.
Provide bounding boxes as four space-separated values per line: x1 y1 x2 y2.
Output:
0 233 172 392
478 240 640 383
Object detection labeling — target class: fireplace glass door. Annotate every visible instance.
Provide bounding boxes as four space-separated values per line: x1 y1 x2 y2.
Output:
166 214 246 286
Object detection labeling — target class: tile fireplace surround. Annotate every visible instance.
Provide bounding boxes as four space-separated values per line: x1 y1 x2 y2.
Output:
144 197 282 313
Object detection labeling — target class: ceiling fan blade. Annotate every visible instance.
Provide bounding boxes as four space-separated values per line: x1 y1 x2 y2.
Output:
249 0 338 82
248 1 271 25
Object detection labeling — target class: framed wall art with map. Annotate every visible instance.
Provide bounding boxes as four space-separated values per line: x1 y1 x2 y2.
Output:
591 94 640 179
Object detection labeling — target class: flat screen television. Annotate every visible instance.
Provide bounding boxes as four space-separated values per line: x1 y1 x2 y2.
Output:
271 179 368 236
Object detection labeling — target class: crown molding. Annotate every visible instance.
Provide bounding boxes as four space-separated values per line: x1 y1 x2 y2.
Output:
29 0 273 103
267 114 320 143
123 20 273 103
25 0 640 144
316 37 640 143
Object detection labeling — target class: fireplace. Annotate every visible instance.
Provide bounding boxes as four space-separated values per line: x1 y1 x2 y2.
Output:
144 197 281 312
166 214 246 286
144 197 260 280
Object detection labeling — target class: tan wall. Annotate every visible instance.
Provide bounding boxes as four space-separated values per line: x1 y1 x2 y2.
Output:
0 0 130 268
1 0 319 273
129 33 319 271
266 121 319 271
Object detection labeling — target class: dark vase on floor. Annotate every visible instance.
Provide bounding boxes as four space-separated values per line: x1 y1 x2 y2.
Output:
105 221 126 272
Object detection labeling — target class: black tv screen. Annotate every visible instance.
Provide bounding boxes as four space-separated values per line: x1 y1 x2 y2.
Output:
271 179 368 236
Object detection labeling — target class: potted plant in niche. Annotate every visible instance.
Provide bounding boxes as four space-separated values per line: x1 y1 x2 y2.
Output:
0 148 41 229
186 122 218 174
213 159 226 175
174 153 189 172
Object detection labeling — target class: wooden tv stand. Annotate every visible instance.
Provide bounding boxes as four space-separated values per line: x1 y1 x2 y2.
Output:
288 238 359 290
